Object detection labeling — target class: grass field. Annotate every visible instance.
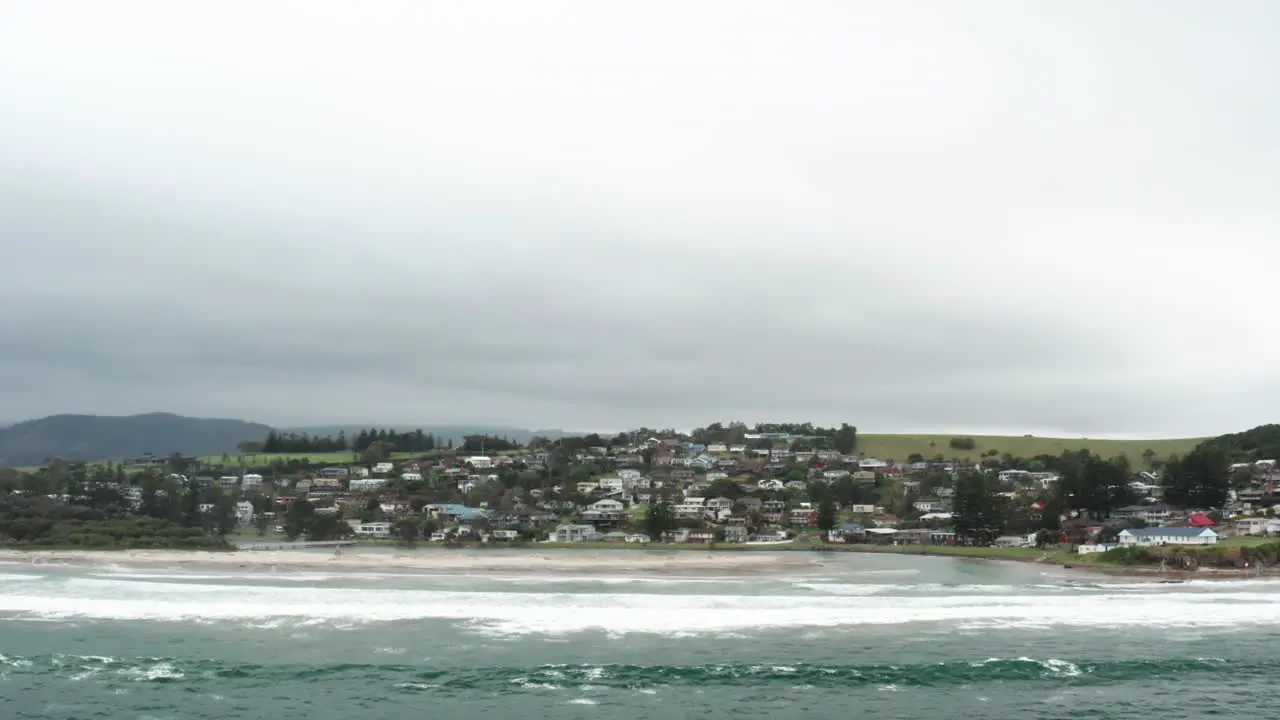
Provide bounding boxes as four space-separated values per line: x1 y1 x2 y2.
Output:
854 434 1205 463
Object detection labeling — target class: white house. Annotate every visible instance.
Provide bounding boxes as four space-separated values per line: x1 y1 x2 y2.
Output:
467 456 493 469
234 501 255 525
552 524 600 543
373 462 395 474
859 458 889 470
618 469 642 482
707 443 728 454
241 474 264 489
218 476 240 489
1077 542 1119 555
756 479 784 491
354 521 392 538
822 470 851 482
1118 527 1219 547
705 497 733 512
705 471 729 483
913 499 948 513
597 477 625 492
729 444 747 453
401 472 423 482
590 499 625 513
350 477 388 492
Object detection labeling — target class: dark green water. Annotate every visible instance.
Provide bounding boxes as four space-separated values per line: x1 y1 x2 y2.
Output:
2 551 1276 719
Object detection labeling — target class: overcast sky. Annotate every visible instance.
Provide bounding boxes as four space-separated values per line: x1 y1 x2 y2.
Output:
2 1 1278 437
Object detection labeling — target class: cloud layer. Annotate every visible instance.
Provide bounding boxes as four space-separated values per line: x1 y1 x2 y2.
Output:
2 1 1279 435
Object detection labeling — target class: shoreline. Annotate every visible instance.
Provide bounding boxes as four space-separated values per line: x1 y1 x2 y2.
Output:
0 547 824 575
3 542 1270 581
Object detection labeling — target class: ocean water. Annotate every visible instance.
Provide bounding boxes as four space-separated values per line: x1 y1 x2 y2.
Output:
1 549 1276 719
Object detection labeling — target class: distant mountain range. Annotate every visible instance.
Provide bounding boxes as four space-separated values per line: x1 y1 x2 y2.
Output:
0 413 569 467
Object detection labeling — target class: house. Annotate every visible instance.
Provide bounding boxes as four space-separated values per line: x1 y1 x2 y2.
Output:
851 471 877 483
994 533 1036 548
354 521 392 538
234 501 255 525
349 477 388 492
401 472 423 482
721 526 749 543
847 504 877 514
590 499 625 513
859 458 889 470
241 474 264 489
789 508 818 527
552 524 600 543
913 499 948 513
874 515 901 528
1112 504 1179 523
729 444 747 454
1077 542 1119 555
425 504 488 523
490 529 520 541
218 476 240 489
1235 517 1268 536
1118 527 1219 547
736 497 762 512
705 497 733 512
675 499 707 519
707 443 728 454
705 471 729 483
756 479 784 491
319 467 349 479
822 470 851 482
827 522 863 543
467 456 494 469
598 477 626 492
372 462 394 474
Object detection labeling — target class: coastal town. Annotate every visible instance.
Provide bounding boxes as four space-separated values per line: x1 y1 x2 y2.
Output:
9 422 1278 563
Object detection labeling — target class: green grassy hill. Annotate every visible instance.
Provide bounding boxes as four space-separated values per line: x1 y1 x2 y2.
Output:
855 434 1205 463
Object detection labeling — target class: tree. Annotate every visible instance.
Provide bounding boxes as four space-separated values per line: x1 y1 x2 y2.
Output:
817 497 837 533
1163 446 1228 509
212 493 237 536
952 472 1004 545
284 499 314 540
395 518 420 546
833 423 858 455
361 441 394 465
645 501 676 541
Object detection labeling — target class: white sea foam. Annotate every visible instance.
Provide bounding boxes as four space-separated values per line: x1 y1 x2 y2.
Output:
6 573 1280 637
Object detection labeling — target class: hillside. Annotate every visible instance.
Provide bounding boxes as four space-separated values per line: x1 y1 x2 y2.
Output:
854 433 1205 463
0 413 270 467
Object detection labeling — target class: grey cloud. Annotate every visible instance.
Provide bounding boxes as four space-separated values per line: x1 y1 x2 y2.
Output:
2 0 1279 436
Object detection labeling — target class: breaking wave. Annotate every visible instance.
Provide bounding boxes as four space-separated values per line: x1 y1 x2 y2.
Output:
4 572 1280 636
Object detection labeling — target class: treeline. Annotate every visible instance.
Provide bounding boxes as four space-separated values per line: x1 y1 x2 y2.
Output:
0 471 236 549
260 428 443 454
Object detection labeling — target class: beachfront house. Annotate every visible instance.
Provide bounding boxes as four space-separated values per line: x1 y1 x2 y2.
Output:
354 521 392 538
552 524 601 543
1117 527 1219 547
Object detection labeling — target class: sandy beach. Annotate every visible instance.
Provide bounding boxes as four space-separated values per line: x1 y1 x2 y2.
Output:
0 548 824 574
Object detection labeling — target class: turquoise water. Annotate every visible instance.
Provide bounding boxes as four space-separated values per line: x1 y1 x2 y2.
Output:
2 550 1277 719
